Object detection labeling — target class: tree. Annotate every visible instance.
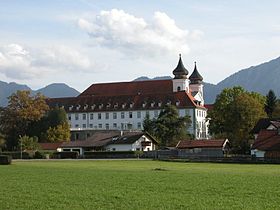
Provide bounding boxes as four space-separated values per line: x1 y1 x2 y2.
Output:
208 86 266 154
265 90 277 118
272 100 280 118
46 123 70 142
0 90 49 150
19 135 40 151
0 133 6 152
143 105 191 147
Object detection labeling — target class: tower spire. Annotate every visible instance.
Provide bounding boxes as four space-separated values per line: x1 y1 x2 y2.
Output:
172 54 188 79
189 61 203 84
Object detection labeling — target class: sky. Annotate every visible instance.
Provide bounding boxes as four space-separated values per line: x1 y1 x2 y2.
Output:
0 0 280 91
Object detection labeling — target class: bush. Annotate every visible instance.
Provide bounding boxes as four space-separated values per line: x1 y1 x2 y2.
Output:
83 151 144 159
0 155 12 165
34 151 46 159
52 151 79 159
1 151 31 159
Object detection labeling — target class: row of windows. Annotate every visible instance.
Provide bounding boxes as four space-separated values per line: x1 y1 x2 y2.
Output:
197 110 206 118
73 122 142 130
69 110 158 121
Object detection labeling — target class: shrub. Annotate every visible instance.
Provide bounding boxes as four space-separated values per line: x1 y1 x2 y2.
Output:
0 155 12 165
83 151 144 159
52 151 78 159
1 151 30 159
34 151 46 159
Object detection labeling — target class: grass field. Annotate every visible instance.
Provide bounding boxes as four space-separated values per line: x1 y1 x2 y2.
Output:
1 160 280 210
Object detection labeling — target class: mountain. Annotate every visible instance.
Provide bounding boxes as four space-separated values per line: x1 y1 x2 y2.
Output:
134 56 280 104
0 82 80 107
34 83 80 98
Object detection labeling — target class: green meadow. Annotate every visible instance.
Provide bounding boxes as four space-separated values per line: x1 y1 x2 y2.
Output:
1 160 280 210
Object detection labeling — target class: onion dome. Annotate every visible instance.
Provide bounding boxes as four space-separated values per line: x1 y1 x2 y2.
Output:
173 54 189 79
189 62 203 84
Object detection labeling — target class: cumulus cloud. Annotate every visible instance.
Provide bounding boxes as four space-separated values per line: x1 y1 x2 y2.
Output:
0 44 92 80
78 9 202 56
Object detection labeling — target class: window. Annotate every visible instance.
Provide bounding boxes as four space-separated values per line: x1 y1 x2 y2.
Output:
113 123 117 128
75 124 79 128
98 124 102 129
98 113 101 120
82 113 86 120
121 123 124 130
89 124 93 128
105 112 109 119
129 112 133 118
105 123 109 130
68 114 71 121
137 122 141 129
83 124 86 128
146 111 149 117
75 113 79 120
121 112 125 119
137 111 141 118
90 113 93 120
185 109 189 116
154 110 159 118
113 112 117 119
177 86 181 91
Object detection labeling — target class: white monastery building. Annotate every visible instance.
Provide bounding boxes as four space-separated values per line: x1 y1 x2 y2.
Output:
47 55 209 139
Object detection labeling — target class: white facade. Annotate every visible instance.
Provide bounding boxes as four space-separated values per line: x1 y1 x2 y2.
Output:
105 135 156 151
67 107 208 139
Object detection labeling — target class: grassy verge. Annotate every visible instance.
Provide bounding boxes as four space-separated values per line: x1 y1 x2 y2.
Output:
1 160 280 209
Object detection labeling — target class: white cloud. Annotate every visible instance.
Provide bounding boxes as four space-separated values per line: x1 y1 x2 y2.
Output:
78 9 203 56
0 44 93 80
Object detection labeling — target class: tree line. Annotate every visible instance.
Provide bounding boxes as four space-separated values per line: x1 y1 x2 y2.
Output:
0 90 70 151
208 87 280 154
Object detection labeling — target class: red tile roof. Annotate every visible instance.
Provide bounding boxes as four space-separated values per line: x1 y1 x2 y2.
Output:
79 80 174 97
47 89 203 113
39 143 63 150
176 139 227 149
251 130 280 151
204 104 214 111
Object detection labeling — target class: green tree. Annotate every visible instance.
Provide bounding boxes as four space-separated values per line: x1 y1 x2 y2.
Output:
0 90 49 150
143 105 191 147
272 100 280 118
265 90 277 118
208 86 266 154
19 135 40 151
46 122 70 142
0 133 6 152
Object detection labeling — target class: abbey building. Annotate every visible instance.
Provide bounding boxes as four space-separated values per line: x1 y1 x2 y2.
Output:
47 56 209 139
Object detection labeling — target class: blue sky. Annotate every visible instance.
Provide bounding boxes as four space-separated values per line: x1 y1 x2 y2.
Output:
0 0 280 91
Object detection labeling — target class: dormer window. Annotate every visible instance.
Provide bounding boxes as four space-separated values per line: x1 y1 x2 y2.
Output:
114 103 118 108
130 102 134 108
176 100 180 106
122 103 126 109
91 105 96 110
84 104 88 110
76 105 81 110
151 102 155 108
99 104 103 109
158 101 162 107
69 105 73 111
167 100 171 105
107 103 111 108
142 102 147 108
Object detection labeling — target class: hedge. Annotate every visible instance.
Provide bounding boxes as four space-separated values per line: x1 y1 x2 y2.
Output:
52 151 79 159
0 155 12 165
83 151 144 159
1 152 31 159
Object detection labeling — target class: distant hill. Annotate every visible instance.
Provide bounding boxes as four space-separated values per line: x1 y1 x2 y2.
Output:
0 82 80 107
134 56 280 104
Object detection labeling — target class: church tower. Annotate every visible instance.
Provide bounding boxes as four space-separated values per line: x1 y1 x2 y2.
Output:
189 62 204 105
172 54 190 93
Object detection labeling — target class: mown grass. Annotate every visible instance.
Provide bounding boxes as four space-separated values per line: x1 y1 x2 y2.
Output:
1 160 280 209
